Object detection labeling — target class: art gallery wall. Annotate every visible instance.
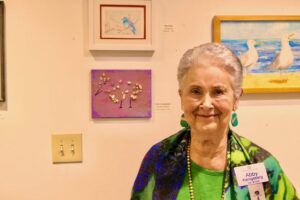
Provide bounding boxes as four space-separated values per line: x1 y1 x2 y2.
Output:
0 0 299 199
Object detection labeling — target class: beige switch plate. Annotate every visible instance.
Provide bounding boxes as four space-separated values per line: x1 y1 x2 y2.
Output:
52 133 82 164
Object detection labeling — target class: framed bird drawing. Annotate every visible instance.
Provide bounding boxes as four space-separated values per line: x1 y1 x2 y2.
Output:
89 0 154 51
213 16 300 93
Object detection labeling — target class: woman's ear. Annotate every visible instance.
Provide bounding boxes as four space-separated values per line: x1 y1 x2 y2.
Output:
178 89 182 97
178 89 185 111
233 89 243 111
233 100 239 111
240 88 244 97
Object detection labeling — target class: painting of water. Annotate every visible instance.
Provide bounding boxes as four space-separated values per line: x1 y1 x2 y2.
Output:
213 16 300 93
222 22 300 74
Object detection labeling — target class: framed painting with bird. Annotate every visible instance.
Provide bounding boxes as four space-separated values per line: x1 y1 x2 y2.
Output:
99 4 146 40
89 0 153 51
213 16 300 93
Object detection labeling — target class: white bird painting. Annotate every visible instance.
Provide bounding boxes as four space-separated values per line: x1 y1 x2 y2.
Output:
268 33 295 74
239 39 259 74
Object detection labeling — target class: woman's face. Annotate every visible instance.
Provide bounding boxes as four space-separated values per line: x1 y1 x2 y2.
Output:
179 61 239 134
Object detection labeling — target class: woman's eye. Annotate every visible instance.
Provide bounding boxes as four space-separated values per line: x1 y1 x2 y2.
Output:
214 88 225 96
191 88 201 94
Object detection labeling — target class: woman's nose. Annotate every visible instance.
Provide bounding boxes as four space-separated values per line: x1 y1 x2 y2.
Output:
199 94 213 109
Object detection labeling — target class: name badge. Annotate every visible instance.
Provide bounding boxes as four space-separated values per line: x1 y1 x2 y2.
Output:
234 163 269 186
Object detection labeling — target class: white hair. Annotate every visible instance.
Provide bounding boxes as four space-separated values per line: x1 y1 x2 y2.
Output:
177 43 243 98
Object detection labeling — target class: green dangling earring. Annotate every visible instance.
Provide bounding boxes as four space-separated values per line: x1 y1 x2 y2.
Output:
231 112 238 127
180 114 189 128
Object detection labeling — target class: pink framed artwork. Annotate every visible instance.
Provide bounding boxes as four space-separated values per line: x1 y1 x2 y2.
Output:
91 69 151 118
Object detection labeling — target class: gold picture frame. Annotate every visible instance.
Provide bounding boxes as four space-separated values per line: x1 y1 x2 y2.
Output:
213 16 300 93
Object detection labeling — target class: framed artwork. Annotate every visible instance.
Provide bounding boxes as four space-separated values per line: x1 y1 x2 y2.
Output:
0 2 4 102
89 0 153 51
213 16 300 93
91 69 151 118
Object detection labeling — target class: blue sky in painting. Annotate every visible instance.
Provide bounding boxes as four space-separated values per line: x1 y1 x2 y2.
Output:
221 22 300 40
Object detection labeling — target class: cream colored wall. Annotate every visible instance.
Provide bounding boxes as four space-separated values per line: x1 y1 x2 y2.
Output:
0 0 299 199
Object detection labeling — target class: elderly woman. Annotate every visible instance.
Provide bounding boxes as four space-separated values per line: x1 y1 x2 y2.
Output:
131 43 298 200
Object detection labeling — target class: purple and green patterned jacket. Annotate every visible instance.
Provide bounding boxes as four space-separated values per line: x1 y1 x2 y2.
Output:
131 128 299 200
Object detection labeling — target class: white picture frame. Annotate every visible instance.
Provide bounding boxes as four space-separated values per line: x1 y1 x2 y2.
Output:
89 0 154 51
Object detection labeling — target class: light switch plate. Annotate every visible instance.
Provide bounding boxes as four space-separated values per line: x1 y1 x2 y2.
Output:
52 133 82 164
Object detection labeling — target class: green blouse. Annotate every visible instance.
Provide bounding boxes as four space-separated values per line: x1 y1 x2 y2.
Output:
177 160 225 200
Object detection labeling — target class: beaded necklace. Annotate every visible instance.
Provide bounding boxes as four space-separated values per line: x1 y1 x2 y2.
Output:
187 142 195 200
186 141 226 200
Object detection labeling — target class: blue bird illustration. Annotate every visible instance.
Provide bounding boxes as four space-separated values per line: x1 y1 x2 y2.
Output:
122 17 136 34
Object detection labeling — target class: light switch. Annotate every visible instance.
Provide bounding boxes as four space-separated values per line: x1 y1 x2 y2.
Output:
52 133 82 163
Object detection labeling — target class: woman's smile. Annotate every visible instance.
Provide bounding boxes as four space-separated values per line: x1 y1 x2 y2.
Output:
179 62 238 133
197 114 219 118
195 111 220 118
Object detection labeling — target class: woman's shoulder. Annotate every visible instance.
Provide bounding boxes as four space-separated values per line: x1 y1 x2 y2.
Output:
146 128 189 157
231 131 299 198
231 131 281 169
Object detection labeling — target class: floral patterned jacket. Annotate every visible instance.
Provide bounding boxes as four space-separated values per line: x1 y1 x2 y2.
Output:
131 128 299 200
